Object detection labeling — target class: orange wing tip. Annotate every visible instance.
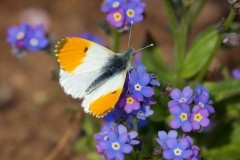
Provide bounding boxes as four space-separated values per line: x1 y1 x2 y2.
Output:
55 38 68 55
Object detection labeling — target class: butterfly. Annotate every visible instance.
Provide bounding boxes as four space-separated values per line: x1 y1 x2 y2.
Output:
55 37 151 118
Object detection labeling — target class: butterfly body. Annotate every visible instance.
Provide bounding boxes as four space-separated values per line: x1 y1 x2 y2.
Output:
55 37 135 117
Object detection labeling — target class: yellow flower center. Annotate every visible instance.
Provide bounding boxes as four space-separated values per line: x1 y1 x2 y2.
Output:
179 112 188 121
126 97 134 104
127 9 135 17
16 32 25 40
113 12 122 21
194 113 203 122
112 142 120 150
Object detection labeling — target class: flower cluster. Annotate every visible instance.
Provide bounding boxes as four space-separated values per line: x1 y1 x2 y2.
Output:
156 130 200 160
94 124 139 160
101 0 145 28
104 63 160 124
7 23 49 57
168 84 214 132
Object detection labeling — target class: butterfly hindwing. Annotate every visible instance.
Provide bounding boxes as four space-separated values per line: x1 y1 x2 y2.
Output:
82 71 127 118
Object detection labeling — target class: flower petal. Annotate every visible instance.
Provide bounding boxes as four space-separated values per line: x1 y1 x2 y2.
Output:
182 150 193 159
182 121 192 132
139 73 151 86
166 138 178 149
179 138 189 150
200 118 210 127
170 118 182 129
169 106 182 116
141 86 154 97
163 150 174 159
182 86 193 98
129 70 138 84
118 125 127 135
121 144 133 153
168 130 178 139
119 133 129 144
170 89 182 100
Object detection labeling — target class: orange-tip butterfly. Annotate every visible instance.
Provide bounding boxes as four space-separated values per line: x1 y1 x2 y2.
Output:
55 33 152 118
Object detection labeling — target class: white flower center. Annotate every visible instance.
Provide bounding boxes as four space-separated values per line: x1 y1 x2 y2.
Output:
112 1 120 8
134 84 142 91
179 98 187 103
174 148 182 156
16 32 25 40
30 38 39 46
111 142 120 150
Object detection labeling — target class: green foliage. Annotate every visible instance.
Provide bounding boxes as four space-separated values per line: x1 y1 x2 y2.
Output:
181 27 219 78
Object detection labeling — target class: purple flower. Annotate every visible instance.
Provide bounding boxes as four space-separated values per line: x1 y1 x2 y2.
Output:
122 94 140 113
117 124 139 145
101 0 125 13
191 105 210 131
79 32 104 45
168 86 194 108
123 2 144 23
95 124 138 160
169 104 192 132
185 136 200 160
6 23 49 54
7 23 29 48
24 25 49 51
107 9 125 28
194 84 215 114
163 138 193 160
136 105 153 120
101 0 146 28
128 69 154 101
231 69 240 79
99 131 132 160
156 130 178 150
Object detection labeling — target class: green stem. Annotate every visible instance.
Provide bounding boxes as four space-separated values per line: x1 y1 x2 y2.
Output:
189 0 207 30
194 9 235 82
163 0 178 36
112 28 120 52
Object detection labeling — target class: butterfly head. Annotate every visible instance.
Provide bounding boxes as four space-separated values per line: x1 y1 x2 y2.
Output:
125 48 135 61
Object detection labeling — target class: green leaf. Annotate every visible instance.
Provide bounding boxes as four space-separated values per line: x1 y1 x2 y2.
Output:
181 27 219 78
204 80 240 102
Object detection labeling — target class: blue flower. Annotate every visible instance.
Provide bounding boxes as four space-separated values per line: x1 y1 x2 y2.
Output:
95 124 138 160
79 32 104 45
156 130 178 150
163 138 193 160
169 104 192 132
101 0 146 28
24 25 49 51
136 105 153 120
168 86 194 108
194 84 215 114
101 0 125 13
7 23 49 54
191 105 210 131
128 69 154 101
7 23 29 48
123 2 144 23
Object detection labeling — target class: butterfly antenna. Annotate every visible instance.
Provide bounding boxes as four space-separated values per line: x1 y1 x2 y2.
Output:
127 21 134 49
131 44 154 55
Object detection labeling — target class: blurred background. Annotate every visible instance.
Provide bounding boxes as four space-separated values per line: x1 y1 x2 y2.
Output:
0 0 239 159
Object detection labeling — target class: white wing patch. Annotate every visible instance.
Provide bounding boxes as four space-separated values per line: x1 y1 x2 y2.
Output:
82 71 126 117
